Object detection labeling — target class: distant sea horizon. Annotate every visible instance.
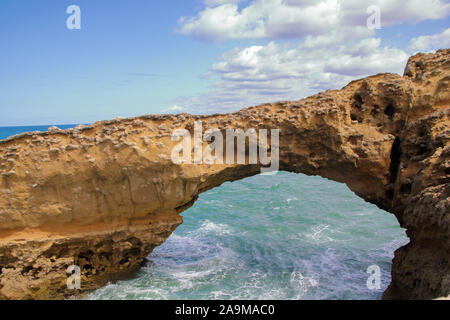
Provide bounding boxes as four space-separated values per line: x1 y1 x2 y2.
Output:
0 124 84 141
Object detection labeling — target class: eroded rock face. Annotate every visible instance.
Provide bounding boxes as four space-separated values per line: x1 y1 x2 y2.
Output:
0 50 448 300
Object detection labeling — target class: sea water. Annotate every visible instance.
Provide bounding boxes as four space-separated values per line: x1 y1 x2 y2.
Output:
0 126 409 300
0 125 78 140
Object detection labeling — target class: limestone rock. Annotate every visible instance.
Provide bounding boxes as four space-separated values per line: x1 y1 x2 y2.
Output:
0 50 449 299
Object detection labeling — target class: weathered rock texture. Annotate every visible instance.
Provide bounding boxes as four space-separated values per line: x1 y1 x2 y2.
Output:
0 50 448 300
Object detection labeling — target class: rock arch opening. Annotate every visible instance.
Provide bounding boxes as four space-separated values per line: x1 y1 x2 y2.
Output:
87 172 408 300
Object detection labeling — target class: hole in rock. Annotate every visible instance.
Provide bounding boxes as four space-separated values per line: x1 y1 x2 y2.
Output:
384 104 396 119
88 172 409 300
400 183 412 195
353 94 363 110
389 137 402 183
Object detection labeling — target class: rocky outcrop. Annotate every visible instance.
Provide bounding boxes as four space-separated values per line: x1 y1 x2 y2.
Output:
0 50 448 300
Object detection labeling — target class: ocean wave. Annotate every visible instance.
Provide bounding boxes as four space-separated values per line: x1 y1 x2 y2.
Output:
189 220 234 237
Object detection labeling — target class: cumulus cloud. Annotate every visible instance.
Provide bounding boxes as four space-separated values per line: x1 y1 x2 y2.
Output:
173 0 447 114
165 105 185 113
178 38 409 114
178 0 450 41
178 0 341 41
339 0 450 27
409 28 450 52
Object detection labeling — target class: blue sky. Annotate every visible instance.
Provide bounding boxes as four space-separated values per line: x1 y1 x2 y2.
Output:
1 0 449 126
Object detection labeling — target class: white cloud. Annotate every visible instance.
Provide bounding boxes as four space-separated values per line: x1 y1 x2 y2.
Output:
178 0 342 41
165 105 185 113
177 38 409 114
339 0 450 26
174 0 447 114
178 0 450 41
324 38 409 76
409 28 450 52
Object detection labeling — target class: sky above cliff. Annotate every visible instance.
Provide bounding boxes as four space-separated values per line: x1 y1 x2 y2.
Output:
1 0 449 126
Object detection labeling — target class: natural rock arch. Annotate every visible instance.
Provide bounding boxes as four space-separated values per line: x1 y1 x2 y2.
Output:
0 50 448 300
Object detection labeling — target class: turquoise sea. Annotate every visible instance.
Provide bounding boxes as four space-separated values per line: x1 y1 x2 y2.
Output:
0 126 409 300
0 125 79 140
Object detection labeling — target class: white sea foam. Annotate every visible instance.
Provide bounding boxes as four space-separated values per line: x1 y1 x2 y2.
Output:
305 224 335 243
192 220 234 236
286 197 298 203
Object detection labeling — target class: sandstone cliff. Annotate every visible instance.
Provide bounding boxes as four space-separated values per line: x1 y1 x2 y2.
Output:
0 50 448 300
